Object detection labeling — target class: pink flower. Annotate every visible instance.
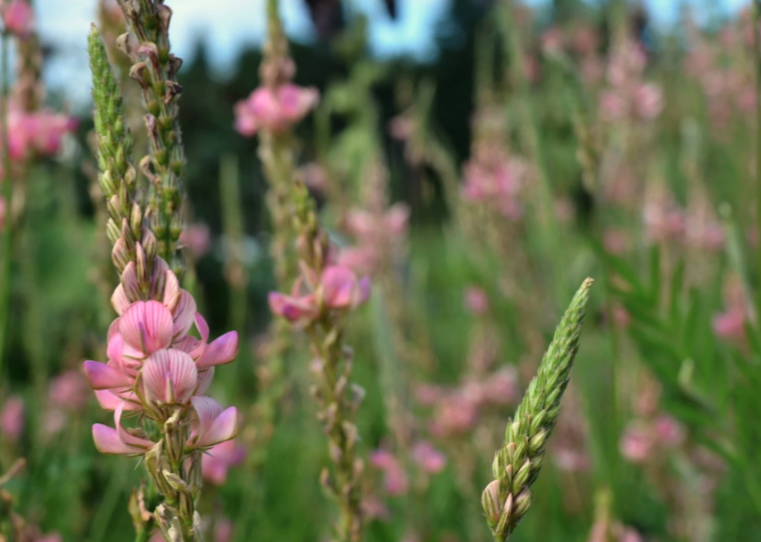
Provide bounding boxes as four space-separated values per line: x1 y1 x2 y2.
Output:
141 349 199 406
463 286 489 316
86 272 238 412
0 395 24 442
269 266 370 324
202 439 246 485
619 423 652 464
34 535 62 542
1 0 33 37
654 415 685 448
603 230 628 254
189 396 238 450
411 441 446 474
179 223 211 258
92 405 155 455
321 266 371 309
634 83 664 119
553 447 590 472
712 308 746 342
49 370 88 411
370 450 408 496
430 394 479 437
478 368 519 407
235 84 319 136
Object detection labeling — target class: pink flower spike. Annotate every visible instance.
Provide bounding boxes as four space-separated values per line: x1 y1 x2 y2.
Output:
191 396 238 449
120 301 173 356
1 0 33 37
83 361 133 390
141 349 198 405
268 291 317 323
196 331 239 368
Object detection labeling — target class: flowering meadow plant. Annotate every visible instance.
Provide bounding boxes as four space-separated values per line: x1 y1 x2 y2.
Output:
3 1 761 541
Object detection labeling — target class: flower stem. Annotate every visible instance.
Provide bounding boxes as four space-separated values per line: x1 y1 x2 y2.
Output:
0 30 13 379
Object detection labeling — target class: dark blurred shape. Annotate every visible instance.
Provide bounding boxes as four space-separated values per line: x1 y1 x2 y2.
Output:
383 0 397 19
303 0 344 40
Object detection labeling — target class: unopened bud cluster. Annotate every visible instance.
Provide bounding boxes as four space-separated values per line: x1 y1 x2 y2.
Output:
483 279 592 541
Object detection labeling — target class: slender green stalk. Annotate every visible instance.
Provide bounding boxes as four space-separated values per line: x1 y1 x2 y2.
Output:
753 0 761 330
0 31 12 379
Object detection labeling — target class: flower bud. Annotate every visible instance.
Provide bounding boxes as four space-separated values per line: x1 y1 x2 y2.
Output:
481 480 502 528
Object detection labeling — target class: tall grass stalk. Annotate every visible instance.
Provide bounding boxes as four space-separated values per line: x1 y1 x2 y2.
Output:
0 30 11 379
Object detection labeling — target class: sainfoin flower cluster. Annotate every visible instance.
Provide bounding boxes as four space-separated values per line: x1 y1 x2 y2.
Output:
83 270 239 455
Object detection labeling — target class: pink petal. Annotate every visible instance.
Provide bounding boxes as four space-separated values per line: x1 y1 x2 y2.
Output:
93 390 140 412
268 292 317 322
191 396 223 436
195 313 210 344
355 276 371 307
385 203 410 235
111 285 130 315
163 270 181 313
83 361 133 390
120 301 173 355
321 266 357 308
92 424 142 455
141 349 198 405
172 291 197 340
196 368 215 396
196 331 238 368
198 407 238 448
114 404 154 449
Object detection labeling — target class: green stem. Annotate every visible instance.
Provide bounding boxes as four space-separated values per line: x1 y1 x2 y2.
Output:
753 0 761 330
0 30 12 380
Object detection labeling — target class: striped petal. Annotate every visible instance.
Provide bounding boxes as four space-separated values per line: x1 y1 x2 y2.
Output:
83 361 133 390
141 349 198 405
120 301 173 356
196 331 238 368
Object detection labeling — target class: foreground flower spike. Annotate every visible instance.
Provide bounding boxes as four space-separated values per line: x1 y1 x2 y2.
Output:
483 278 593 541
87 13 239 542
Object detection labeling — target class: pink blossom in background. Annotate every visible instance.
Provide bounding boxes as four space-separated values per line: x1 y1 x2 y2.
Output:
461 159 524 220
179 223 212 258
269 265 370 324
34 534 62 542
654 415 685 448
618 528 644 542
42 409 67 436
1 0 33 37
411 441 446 474
553 447 590 472
463 286 489 316
0 395 24 442
478 367 519 407
643 205 685 243
370 449 409 496
429 393 479 437
414 384 443 406
634 83 664 119
300 162 328 192
619 423 653 464
234 84 319 136
603 229 628 254
362 495 391 521
611 304 631 329
202 439 246 485
712 307 746 343
214 519 234 542
49 370 88 411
